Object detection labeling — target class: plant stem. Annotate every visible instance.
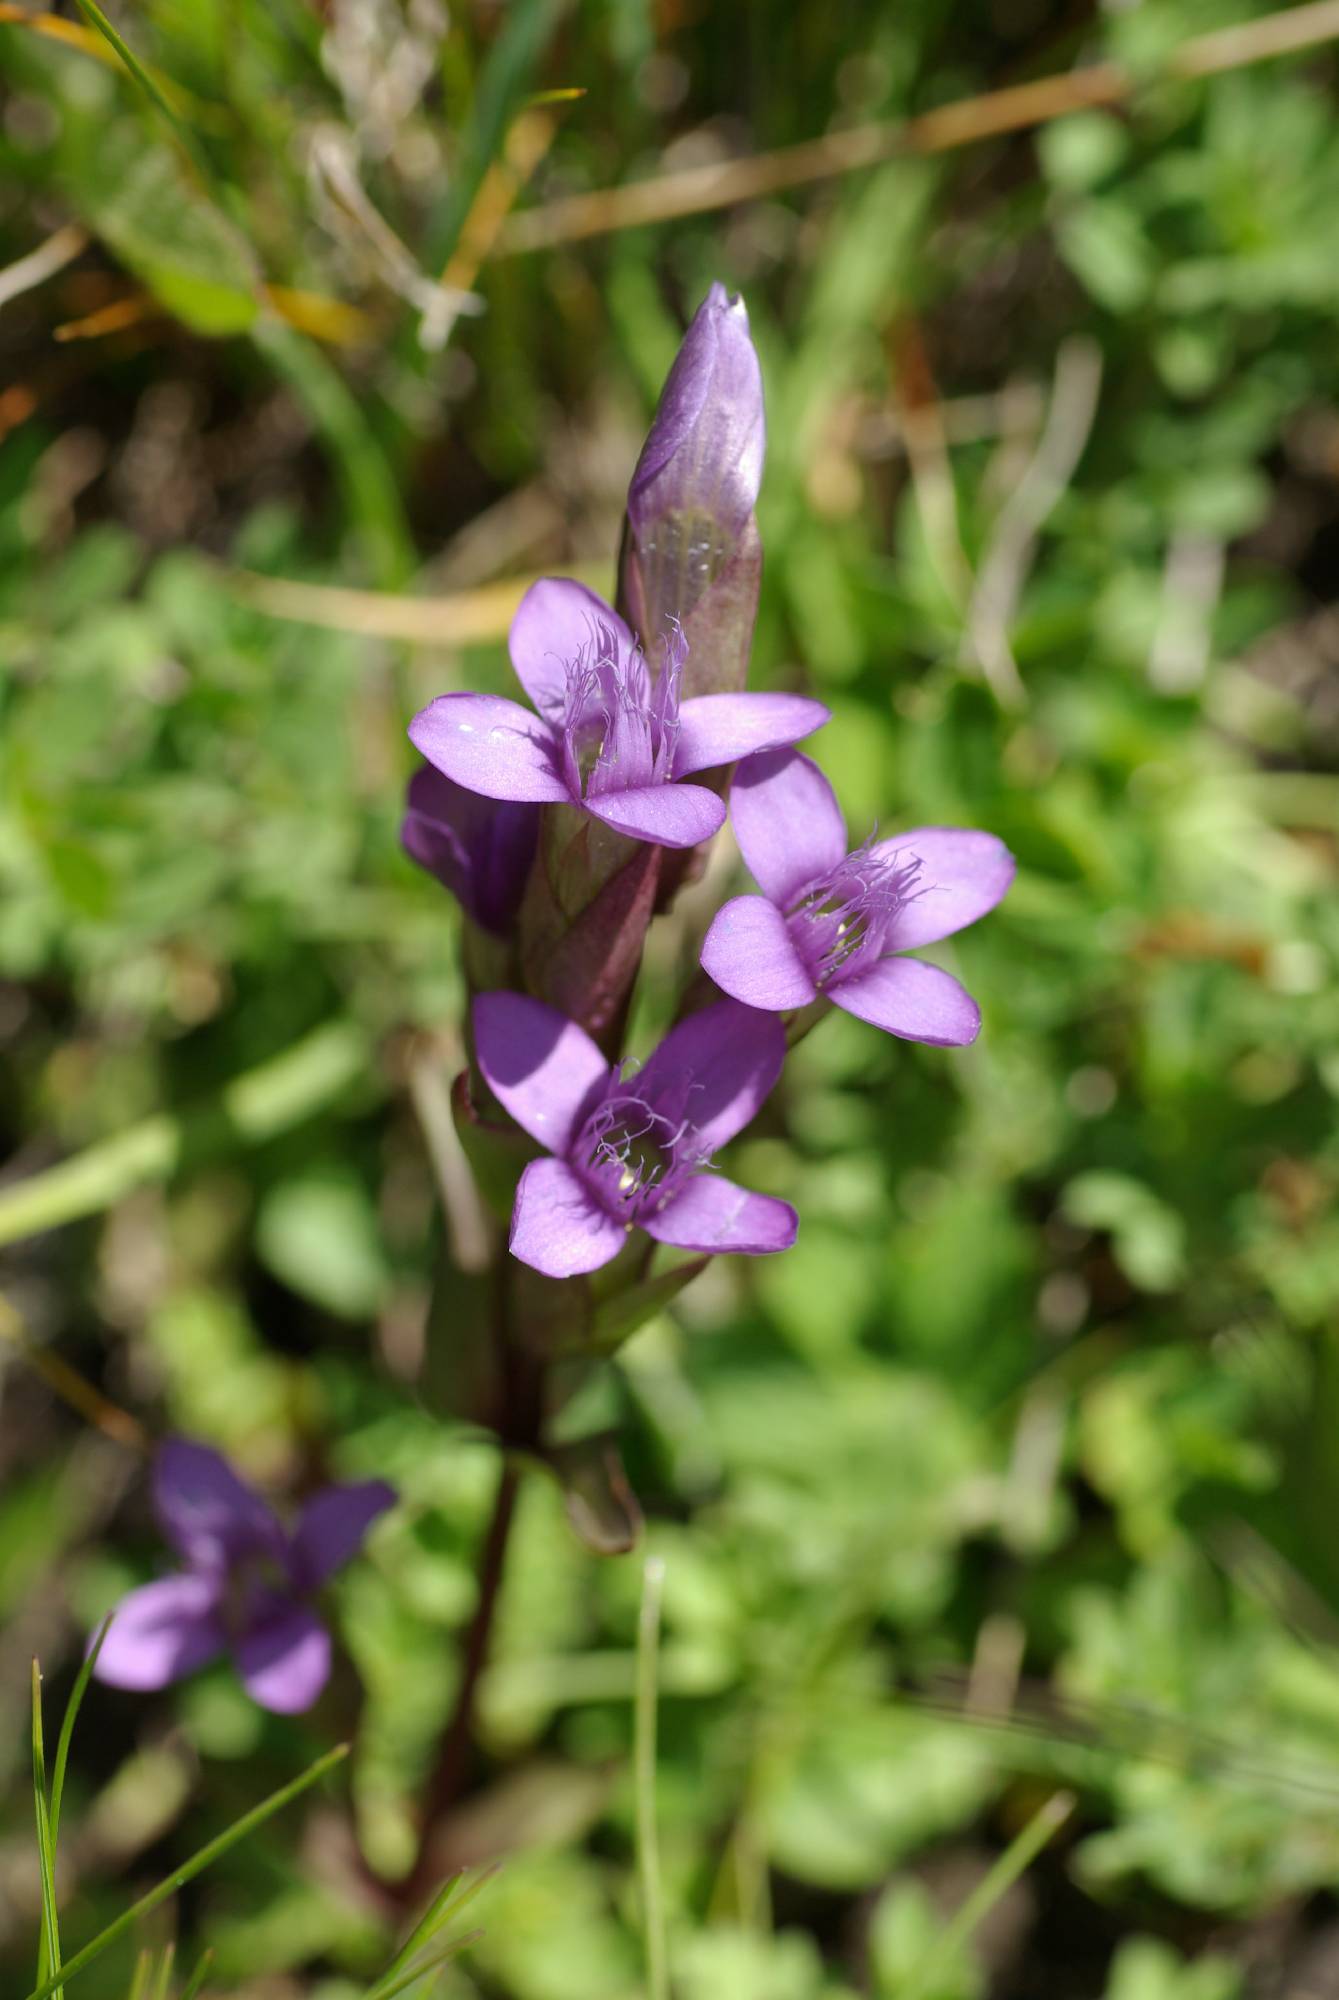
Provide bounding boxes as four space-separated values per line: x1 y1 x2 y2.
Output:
401 1454 521 1903
636 1555 669 2000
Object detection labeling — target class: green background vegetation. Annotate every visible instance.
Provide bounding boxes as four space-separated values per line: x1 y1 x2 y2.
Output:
3 0 1339 1993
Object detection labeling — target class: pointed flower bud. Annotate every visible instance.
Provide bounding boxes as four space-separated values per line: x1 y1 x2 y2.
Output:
621 284 766 699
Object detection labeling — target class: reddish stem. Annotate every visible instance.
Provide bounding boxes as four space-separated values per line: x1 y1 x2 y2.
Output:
399 1454 521 1906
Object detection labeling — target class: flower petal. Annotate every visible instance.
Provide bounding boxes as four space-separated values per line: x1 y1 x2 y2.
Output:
509 578 637 724
672 693 829 778
93 1574 225 1691
584 782 724 849
510 1157 627 1277
643 1173 797 1255
290 1481 396 1593
700 895 817 1010
833 955 981 1045
635 998 785 1152
409 693 569 803
877 827 1016 950
728 749 848 904
235 1606 332 1714
154 1438 284 1573
474 992 611 1153
402 765 538 934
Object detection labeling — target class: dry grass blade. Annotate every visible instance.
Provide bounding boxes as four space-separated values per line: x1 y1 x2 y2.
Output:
966 334 1103 705
495 0 1339 253
0 226 88 311
227 564 609 645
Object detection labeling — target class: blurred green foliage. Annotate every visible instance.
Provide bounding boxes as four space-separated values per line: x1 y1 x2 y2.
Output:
2 0 1339 1994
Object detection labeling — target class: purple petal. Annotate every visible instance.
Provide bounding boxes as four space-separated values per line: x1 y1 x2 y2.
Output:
584 783 724 849
644 1173 798 1255
235 1606 332 1714
729 749 848 904
93 1574 225 1692
700 895 817 1010
672 693 829 779
878 827 1016 950
154 1439 284 1573
290 1480 396 1593
474 991 611 1152
628 283 765 542
832 955 982 1045
401 765 538 934
509 578 637 723
635 998 785 1152
409 693 569 804
510 1157 627 1277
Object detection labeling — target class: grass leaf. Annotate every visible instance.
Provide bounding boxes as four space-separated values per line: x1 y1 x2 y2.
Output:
23 1744 350 2000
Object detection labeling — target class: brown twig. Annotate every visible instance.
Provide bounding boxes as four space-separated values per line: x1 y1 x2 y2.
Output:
495 0 1339 255
0 1294 149 1452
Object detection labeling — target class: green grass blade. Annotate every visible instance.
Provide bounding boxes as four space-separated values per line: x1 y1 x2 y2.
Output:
31 1663 62 2000
426 0 565 270
177 1949 214 2000
49 1617 110 1847
24 1744 349 2000
251 322 412 589
0 1021 368 1247
635 1556 668 2000
150 1941 175 2000
67 0 216 192
366 1928 485 2000
125 1950 152 2000
368 1869 498 2000
909 1789 1075 2000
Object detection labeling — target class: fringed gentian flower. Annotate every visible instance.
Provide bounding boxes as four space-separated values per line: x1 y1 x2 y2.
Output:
701 749 1015 1044
94 1440 395 1714
474 990 798 1278
409 577 827 850
402 765 538 934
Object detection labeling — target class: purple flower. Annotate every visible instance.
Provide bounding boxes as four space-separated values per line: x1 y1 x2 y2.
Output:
701 750 1015 1044
628 281 764 552
474 990 797 1278
409 577 827 851
402 764 538 935
622 285 765 701
93 1440 395 1714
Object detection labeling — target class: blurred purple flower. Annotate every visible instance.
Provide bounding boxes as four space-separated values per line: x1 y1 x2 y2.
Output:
409 577 826 851
701 749 1015 1044
94 1441 394 1713
474 990 797 1278
628 280 764 549
402 764 538 934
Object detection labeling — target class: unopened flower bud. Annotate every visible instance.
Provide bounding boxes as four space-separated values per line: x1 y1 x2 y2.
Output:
621 283 765 699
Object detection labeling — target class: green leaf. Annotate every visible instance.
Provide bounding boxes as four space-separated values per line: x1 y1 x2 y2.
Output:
72 133 259 336
256 1169 391 1319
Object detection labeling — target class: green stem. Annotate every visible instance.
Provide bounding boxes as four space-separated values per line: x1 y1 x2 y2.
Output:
636 1555 669 2000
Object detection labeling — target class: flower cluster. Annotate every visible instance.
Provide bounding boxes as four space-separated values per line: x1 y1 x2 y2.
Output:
404 284 1015 1347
